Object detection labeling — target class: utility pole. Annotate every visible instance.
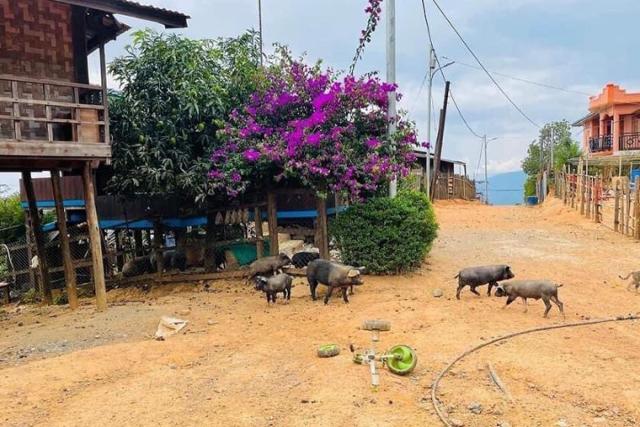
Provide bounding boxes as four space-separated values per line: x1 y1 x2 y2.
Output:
426 47 435 199
430 81 450 201
484 135 488 205
258 0 263 66
386 0 397 198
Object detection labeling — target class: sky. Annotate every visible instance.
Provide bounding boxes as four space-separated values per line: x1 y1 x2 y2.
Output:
4 0 640 191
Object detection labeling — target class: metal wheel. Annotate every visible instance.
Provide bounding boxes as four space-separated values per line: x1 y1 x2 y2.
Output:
386 345 417 375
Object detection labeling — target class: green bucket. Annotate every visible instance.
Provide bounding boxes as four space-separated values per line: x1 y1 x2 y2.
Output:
221 241 271 266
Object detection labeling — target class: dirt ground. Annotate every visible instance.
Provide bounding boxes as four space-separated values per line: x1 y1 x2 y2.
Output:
1 198 639 427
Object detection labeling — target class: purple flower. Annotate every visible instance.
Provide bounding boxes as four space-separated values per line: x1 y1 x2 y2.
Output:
365 138 380 149
243 149 260 162
307 132 323 146
230 171 242 183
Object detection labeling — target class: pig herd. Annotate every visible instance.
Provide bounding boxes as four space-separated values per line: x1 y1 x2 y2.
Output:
455 264 565 318
249 252 364 305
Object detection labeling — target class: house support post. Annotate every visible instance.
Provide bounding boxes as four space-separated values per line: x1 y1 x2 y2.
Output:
22 172 52 304
51 169 78 309
316 196 329 260
267 191 279 256
254 207 264 259
82 162 107 311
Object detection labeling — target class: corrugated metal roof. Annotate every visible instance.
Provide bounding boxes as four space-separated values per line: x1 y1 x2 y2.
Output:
571 111 598 127
54 0 189 28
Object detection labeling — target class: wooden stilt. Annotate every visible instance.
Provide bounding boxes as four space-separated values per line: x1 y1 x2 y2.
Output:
153 220 164 274
114 230 124 272
82 162 107 311
267 191 279 256
134 229 143 256
204 211 216 272
22 172 52 304
51 169 78 309
254 207 264 259
316 196 329 260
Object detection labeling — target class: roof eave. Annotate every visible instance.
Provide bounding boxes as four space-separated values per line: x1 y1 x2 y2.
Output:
54 0 189 28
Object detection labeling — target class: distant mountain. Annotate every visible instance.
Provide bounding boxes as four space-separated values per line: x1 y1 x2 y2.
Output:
485 170 526 205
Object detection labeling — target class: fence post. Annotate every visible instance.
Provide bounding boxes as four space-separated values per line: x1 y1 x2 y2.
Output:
579 174 586 215
594 176 601 223
585 177 591 218
635 177 640 239
614 181 621 232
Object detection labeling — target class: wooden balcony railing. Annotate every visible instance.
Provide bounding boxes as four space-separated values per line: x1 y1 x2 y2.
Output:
0 74 110 159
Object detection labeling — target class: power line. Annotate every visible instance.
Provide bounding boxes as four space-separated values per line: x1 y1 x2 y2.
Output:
431 0 540 128
419 0 484 140
441 56 591 96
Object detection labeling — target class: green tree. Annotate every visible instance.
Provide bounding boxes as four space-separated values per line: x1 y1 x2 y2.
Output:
108 29 262 202
0 186 25 243
521 120 581 194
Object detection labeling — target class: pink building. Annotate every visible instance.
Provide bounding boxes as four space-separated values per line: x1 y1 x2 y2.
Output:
573 84 640 155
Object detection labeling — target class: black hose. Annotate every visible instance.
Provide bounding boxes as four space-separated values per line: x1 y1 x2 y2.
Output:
431 314 640 427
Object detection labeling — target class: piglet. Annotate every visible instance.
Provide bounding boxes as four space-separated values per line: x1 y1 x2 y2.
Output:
255 273 292 304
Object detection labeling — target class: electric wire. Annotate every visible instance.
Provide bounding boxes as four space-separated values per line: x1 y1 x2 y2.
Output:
431 0 540 128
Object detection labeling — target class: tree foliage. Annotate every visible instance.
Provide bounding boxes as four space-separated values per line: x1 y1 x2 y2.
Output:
521 120 580 177
108 29 261 202
0 186 25 243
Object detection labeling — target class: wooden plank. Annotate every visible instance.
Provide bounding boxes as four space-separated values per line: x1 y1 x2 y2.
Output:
22 172 53 304
0 115 105 125
267 190 279 255
254 207 264 259
44 84 53 143
51 169 78 309
0 141 110 158
0 97 105 110
100 44 110 144
0 74 102 90
316 196 329 259
82 162 107 311
10 81 20 141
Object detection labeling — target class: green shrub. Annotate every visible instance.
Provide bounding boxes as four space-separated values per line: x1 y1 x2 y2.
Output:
53 292 68 305
330 190 438 274
524 176 537 197
20 288 39 304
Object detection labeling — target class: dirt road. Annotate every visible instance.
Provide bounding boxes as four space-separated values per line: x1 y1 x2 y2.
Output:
1 199 639 427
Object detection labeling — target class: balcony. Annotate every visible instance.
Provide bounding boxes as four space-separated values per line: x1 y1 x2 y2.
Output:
619 132 640 151
589 135 612 152
0 74 110 162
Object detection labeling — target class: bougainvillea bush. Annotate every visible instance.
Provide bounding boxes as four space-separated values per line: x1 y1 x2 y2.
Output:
208 51 423 201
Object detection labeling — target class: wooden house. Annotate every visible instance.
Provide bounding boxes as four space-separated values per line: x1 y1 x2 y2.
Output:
0 0 188 309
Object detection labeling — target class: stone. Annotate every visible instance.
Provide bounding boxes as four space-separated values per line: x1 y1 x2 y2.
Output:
449 418 465 427
556 420 568 427
468 402 483 415
432 288 444 298
497 422 512 427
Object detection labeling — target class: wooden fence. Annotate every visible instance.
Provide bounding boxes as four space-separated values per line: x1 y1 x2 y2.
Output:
557 171 640 239
433 174 476 201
